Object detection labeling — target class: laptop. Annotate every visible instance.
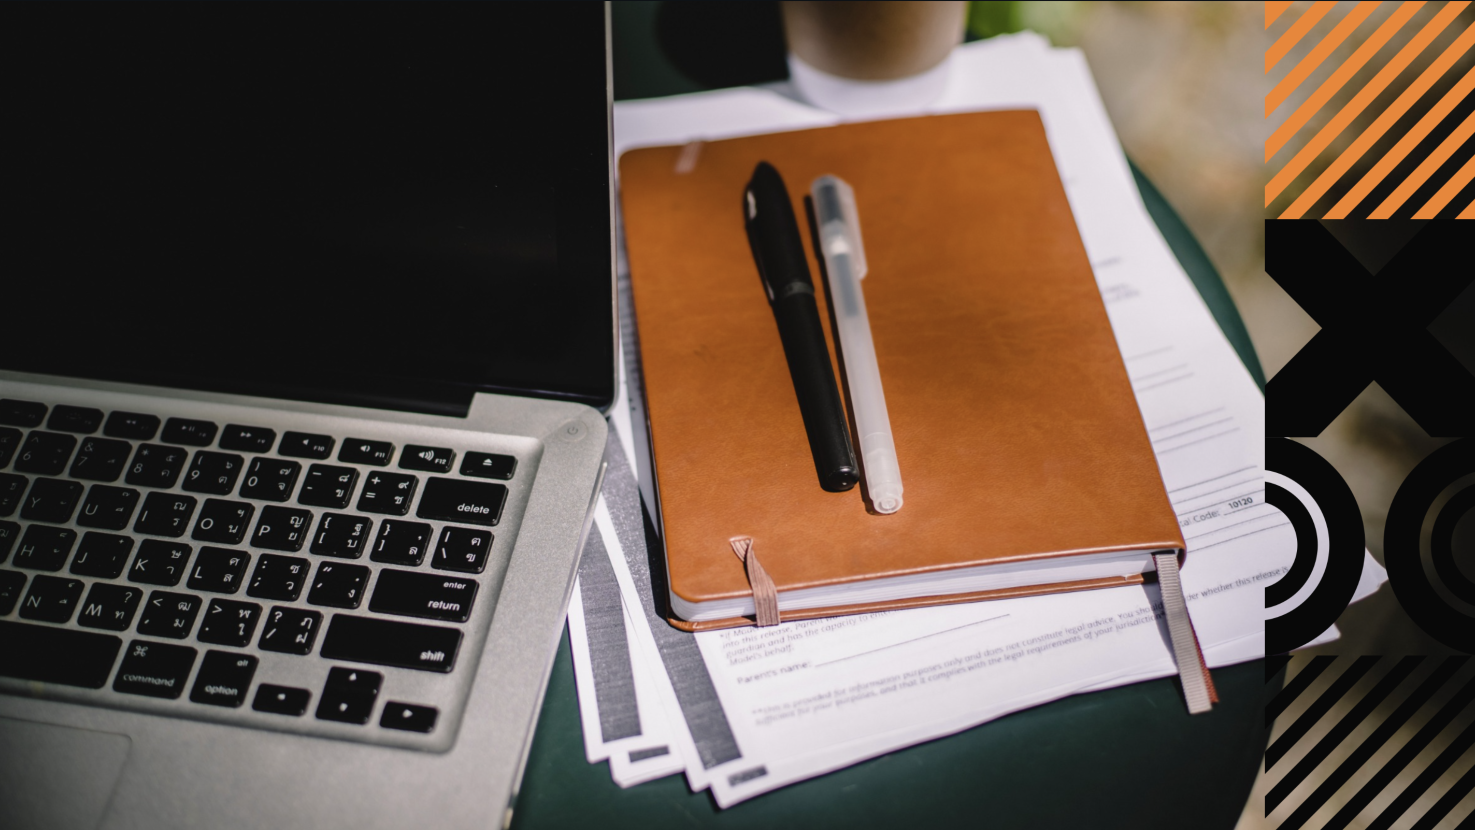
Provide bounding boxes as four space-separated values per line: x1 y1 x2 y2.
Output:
0 4 613 828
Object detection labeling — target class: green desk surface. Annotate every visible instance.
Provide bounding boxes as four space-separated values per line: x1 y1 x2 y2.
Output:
512 7 1272 827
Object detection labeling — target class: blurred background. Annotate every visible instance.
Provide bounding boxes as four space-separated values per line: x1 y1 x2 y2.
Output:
612 2 1475 824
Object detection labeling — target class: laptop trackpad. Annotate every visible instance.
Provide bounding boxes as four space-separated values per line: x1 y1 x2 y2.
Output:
0 717 131 830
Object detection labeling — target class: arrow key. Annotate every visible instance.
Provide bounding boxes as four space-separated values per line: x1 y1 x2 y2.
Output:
316 666 382 725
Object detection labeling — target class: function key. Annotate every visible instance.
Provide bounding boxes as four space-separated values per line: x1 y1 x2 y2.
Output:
46 405 104 434
381 703 438 733
417 477 506 527
14 431 77 476
316 666 382 725
461 452 517 480
400 445 454 473
189 650 258 708
338 439 393 467
0 427 21 467
112 640 197 699
219 425 276 454
0 399 47 428
253 684 311 717
162 418 218 447
279 432 335 460
104 411 160 441
69 437 132 482
125 444 189 489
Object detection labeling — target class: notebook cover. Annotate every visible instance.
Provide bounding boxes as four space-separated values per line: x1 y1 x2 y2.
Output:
620 110 1185 630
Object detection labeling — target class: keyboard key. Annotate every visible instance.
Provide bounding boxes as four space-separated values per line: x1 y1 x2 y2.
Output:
338 439 393 466
182 451 245 495
0 400 47 428
76 484 140 530
400 445 454 473
0 474 25 517
68 437 131 482
189 650 257 708
191 498 255 545
246 554 309 601
218 425 276 454
311 513 371 559
104 411 160 441
47 405 103 434
12 525 77 571
381 702 438 733
253 684 311 716
319 615 461 673
0 570 24 614
187 547 250 594
70 531 135 578
0 521 18 563
134 492 198 537
461 452 517 480
136 590 203 639
14 431 76 476
18 574 85 623
298 464 358 509
251 505 312 551
316 666 381 724
0 427 22 467
357 472 417 516
161 418 217 447
279 432 334 460
197 599 262 647
370 569 477 623
432 526 493 574
113 640 196 699
369 519 430 566
128 539 192 586
77 583 144 631
20 477 84 523
259 606 322 655
307 561 369 609
125 443 188 489
239 457 301 502
0 620 121 688
417 477 506 527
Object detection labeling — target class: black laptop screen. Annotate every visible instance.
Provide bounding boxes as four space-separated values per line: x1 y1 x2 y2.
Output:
1 3 615 415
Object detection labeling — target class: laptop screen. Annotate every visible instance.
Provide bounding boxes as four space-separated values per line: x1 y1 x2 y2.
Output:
2 3 614 415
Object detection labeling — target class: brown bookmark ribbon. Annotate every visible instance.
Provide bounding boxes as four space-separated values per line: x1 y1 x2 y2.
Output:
730 536 781 627
1153 551 1217 713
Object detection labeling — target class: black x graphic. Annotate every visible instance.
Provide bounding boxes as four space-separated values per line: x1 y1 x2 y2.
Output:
1266 221 1475 437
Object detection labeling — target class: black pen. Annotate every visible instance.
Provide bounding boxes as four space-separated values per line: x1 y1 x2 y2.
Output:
744 161 859 492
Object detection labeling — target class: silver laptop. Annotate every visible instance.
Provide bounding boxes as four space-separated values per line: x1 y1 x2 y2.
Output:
0 4 613 828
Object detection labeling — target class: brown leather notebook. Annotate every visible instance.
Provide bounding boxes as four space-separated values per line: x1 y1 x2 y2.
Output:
620 110 1186 634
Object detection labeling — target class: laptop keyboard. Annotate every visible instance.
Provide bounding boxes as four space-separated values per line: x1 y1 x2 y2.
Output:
0 395 535 751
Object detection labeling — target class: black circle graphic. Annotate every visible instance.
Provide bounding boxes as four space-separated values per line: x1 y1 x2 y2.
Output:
1265 437 1365 655
1385 438 1475 653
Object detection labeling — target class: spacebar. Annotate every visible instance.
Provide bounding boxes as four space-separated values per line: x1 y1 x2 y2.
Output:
0 620 123 689
320 615 462 673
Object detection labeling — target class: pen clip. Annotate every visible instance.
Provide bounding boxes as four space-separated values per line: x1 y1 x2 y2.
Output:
810 175 868 280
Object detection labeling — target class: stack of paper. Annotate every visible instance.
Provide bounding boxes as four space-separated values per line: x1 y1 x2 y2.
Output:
563 32 1385 806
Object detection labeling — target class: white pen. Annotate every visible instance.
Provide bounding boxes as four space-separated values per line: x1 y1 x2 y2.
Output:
810 175 903 513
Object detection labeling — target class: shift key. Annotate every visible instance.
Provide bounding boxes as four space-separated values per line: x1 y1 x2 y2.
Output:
416 478 506 527
320 615 461 673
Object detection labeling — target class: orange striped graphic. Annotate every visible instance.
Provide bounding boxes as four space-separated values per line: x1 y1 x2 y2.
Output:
1267 0 1475 218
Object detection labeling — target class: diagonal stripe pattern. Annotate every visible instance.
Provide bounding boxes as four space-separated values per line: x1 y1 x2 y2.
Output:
1266 0 1475 218
1264 655 1475 828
